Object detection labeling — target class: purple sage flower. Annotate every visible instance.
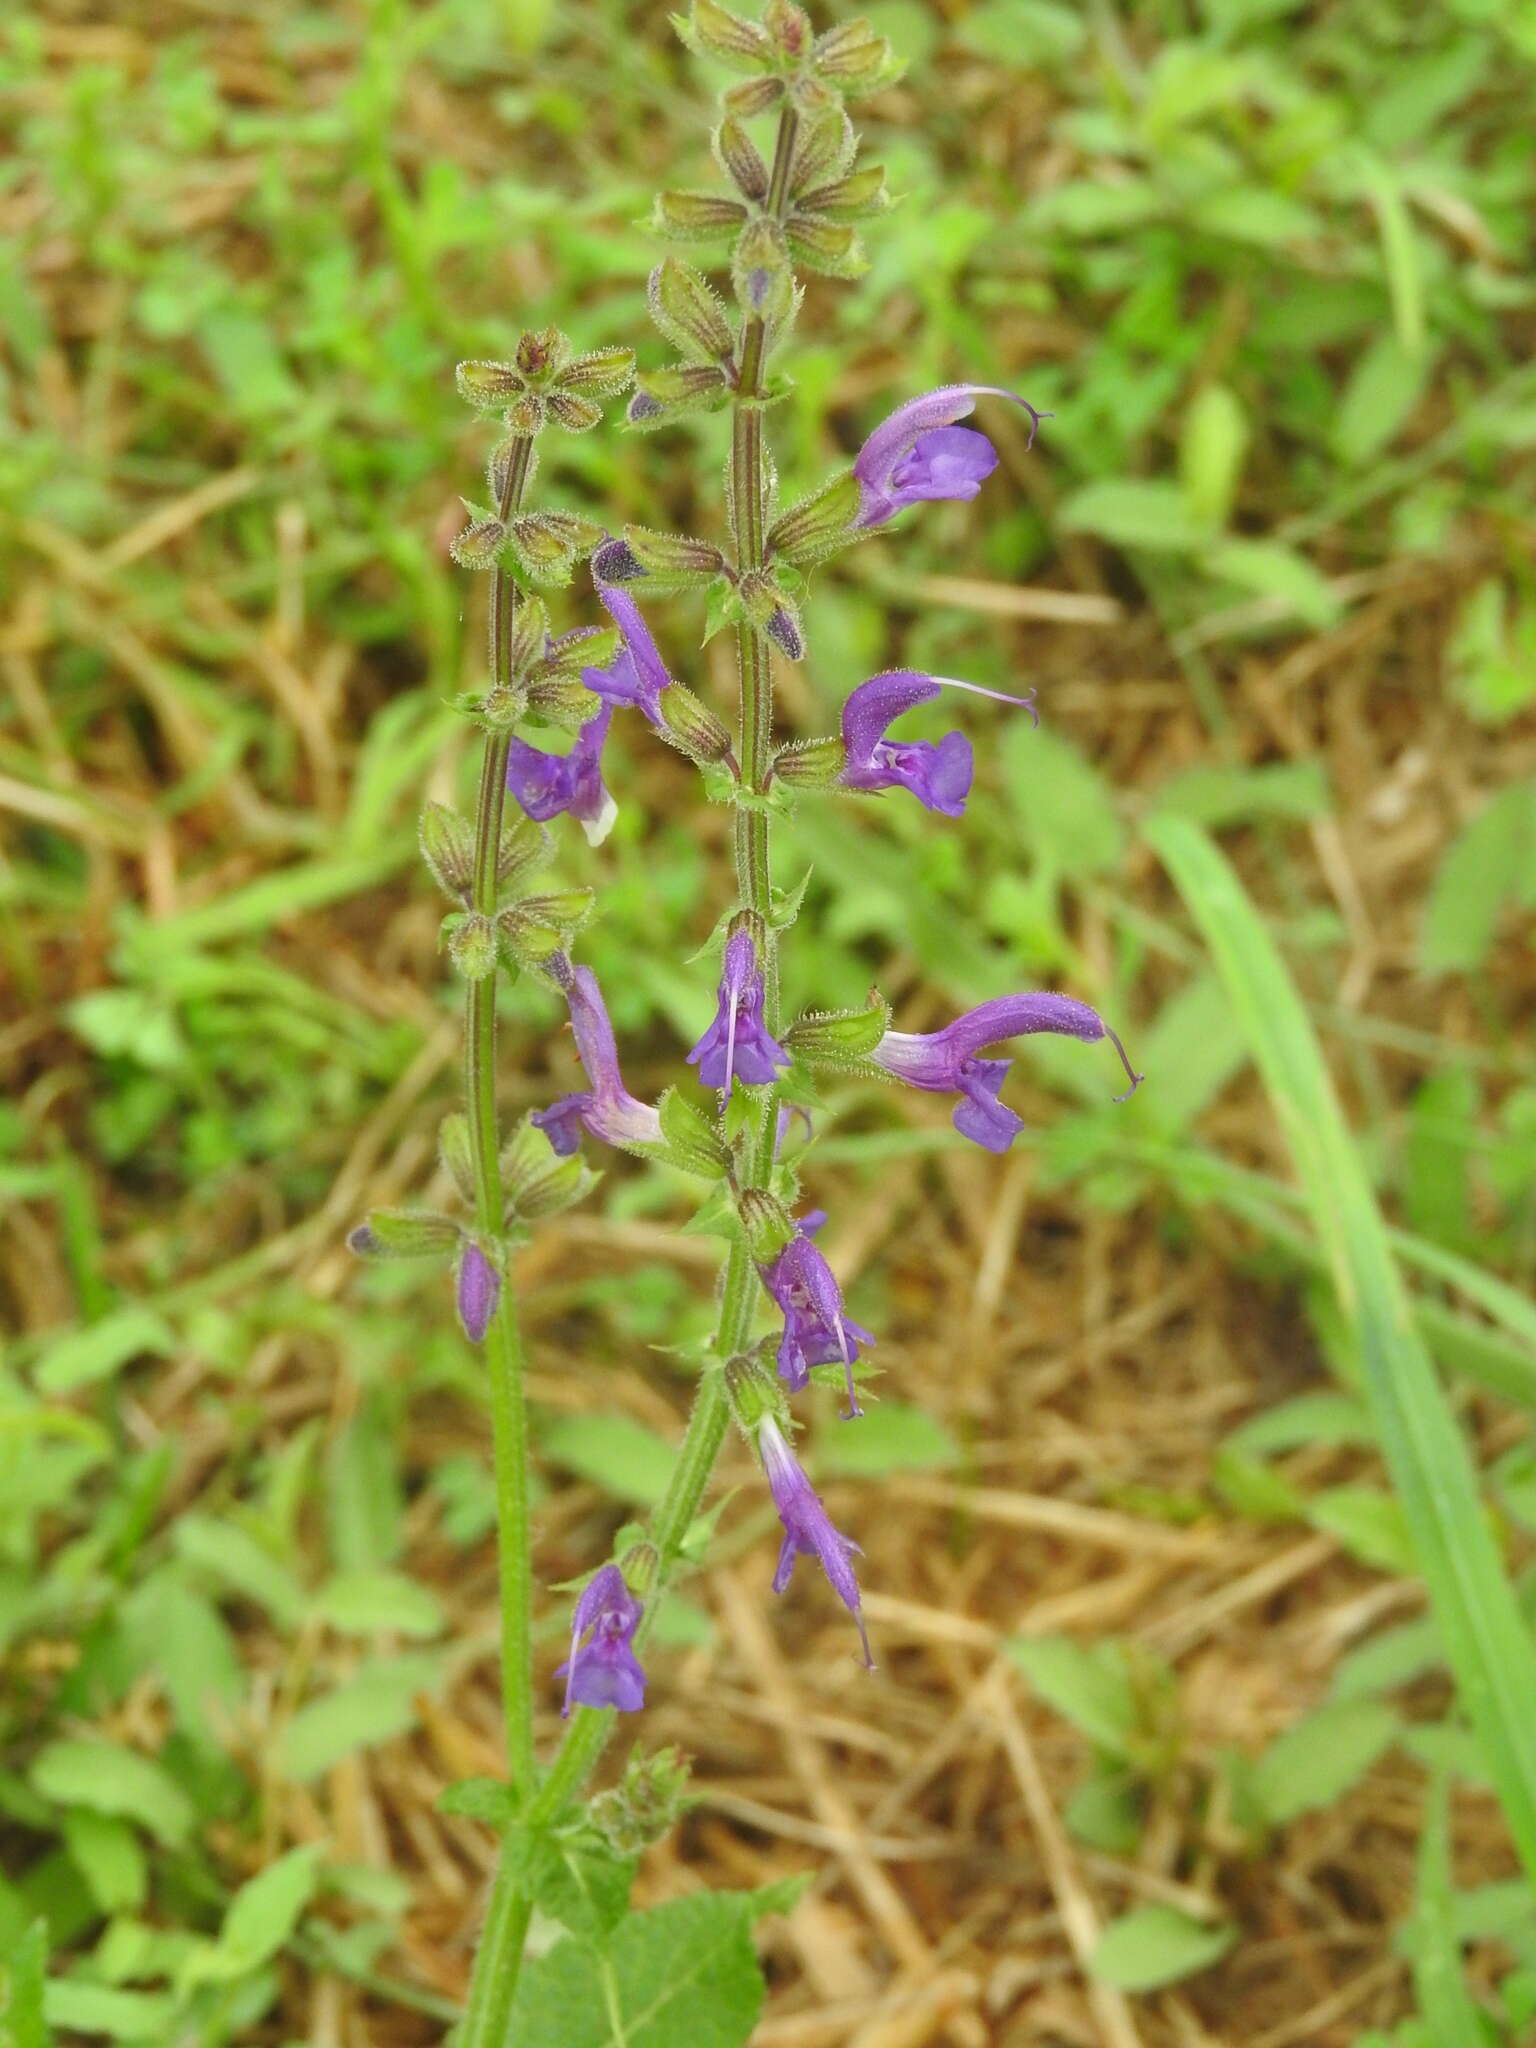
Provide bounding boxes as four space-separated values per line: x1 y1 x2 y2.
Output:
581 586 672 727
852 384 1049 529
872 992 1143 1154
532 953 664 1156
455 1241 500 1343
686 929 790 1091
555 1563 646 1715
758 1416 873 1669
506 704 617 846
840 669 1038 817
759 1211 873 1419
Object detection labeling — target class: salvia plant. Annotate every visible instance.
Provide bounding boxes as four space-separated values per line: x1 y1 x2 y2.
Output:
349 4 1142 2038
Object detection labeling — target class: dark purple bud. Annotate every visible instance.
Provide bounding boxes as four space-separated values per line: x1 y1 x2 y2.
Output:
758 1213 873 1419
505 706 617 846
839 669 1038 817
758 1416 873 1669
456 1241 500 1344
555 1563 646 1715
591 536 646 584
852 385 1050 529
686 928 791 1091
871 993 1143 1154
531 956 664 1156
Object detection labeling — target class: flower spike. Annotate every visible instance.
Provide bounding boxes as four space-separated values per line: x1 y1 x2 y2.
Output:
872 992 1143 1154
758 1211 873 1418
533 954 664 1156
556 1563 646 1714
506 705 618 846
852 384 1050 529
758 1416 874 1669
686 928 791 1091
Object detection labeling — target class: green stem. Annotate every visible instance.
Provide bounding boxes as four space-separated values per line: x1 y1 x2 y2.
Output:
459 1864 534 2048
525 105 803 1831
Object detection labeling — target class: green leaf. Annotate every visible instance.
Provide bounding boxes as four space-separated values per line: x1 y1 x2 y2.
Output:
174 1515 308 1628
1088 1904 1235 1991
814 1403 960 1476
311 1570 444 1639
438 1777 516 1827
1227 1391 1373 1455
1149 761 1329 830
1058 478 1203 553
30 1739 193 1849
182 1846 322 1988
1005 1637 1138 1759
1308 1486 1415 1574
1147 815 1536 1890
1331 1616 1443 1701
513 1832 636 1944
506 1882 803 2048
32 1306 178 1395
1201 540 1342 628
1421 780 1536 973
1410 1774 1487 2044
0 1921 50 2048
61 1810 147 1915
541 1415 676 1506
279 1653 447 1782
1332 332 1432 466
1179 382 1247 531
1252 1700 1400 1826
1007 723 1124 880
42 1980 175 2042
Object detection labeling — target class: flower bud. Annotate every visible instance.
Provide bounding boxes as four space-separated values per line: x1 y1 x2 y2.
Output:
505 390 546 436
658 685 735 766
498 891 594 972
444 911 498 980
497 812 552 891
763 0 811 58
621 525 729 588
678 0 775 70
507 511 605 585
449 510 508 571
796 166 889 221
813 18 904 93
557 346 634 394
789 107 856 194
439 1113 476 1203
766 471 861 567
653 190 748 242
546 391 604 433
522 672 592 733
731 217 794 323
349 1210 460 1259
456 360 521 410
723 75 785 118
626 364 730 429
770 735 844 789
713 117 769 203
657 1089 732 1179
486 434 525 503
418 801 476 900
724 1349 790 1435
787 997 892 1066
456 1239 501 1343
786 214 863 276
591 535 646 584
503 1115 597 1221
737 1187 796 1264
514 325 571 383
737 570 804 660
647 259 735 365
589 1745 694 1858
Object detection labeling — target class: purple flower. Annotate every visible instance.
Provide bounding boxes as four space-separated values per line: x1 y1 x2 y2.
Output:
759 1212 873 1419
872 992 1142 1154
532 954 664 1155
555 1563 646 1715
840 670 1038 817
852 384 1049 529
581 586 672 727
686 929 790 1091
455 1241 499 1343
758 1416 873 1669
506 705 617 846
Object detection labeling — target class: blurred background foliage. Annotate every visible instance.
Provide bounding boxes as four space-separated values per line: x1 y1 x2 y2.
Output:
2 0 1535 2041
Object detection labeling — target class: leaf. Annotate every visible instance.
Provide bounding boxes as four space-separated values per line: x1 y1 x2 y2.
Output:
1148 815 1536 1890
506 1882 803 2048
30 1739 193 1849
541 1415 676 1506
33 1307 177 1395
1410 1773 1487 2043
1089 1905 1236 1991
0 1921 50 2048
1227 1391 1373 1455
181 1845 322 1988
1421 780 1536 973
1332 332 1433 466
513 1832 637 1944
815 1403 960 1476
1007 723 1124 880
42 1980 175 2042
279 1653 447 1781
1252 1700 1401 1826
1201 540 1343 628
1005 1637 1138 1759
1308 1486 1415 1574
1331 1616 1443 1702
311 1570 444 1639
61 1810 147 1915
174 1515 307 1628
1179 382 1248 531
1058 478 1203 553
1149 761 1329 830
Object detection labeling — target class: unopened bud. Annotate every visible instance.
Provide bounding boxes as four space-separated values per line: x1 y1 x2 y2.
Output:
653 190 749 242
547 391 604 433
648 259 735 365
722 75 784 117
796 166 889 221
724 1349 789 1434
714 118 769 203
497 812 552 891
659 685 735 766
445 911 498 980
679 0 775 70
507 511 604 584
813 18 904 92
766 471 861 567
557 346 634 394
770 734 845 789
626 364 730 428
505 390 546 436
418 802 475 900
505 594 549 681
738 570 803 660
456 360 522 410
764 0 811 57
657 1089 732 1178
789 107 856 193
787 997 891 1066
592 535 646 584
589 1744 694 1857
622 525 729 588
479 680 530 730
456 1240 501 1343
503 1115 596 1221
449 511 507 571
738 1187 796 1264
498 890 594 972
731 218 793 323
514 325 570 382
439 1113 476 1203
786 213 863 276
349 1210 460 1259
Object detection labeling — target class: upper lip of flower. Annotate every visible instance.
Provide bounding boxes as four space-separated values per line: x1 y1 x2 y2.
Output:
852 384 1050 526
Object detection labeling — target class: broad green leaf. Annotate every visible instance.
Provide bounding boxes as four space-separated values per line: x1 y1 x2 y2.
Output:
32 1307 176 1395
61 1810 147 1915
505 1882 802 2048
311 1570 444 1639
1058 478 1203 553
1005 1637 1138 1759
815 1403 959 1476
541 1415 676 1506
1331 1617 1443 1701
279 1653 446 1782
1007 723 1124 880
30 1739 193 1849
1148 815 1536 1889
1332 333 1433 466
1421 780 1536 973
1228 1392 1372 1455
1252 1700 1400 1826
513 1832 636 1945
1179 383 1247 531
43 1980 175 2042
325 1393 404 1572
1308 1487 1415 1574
1089 1905 1235 1991
1149 761 1329 830
1201 540 1342 628
181 1846 322 1988
174 1515 307 1629
0 1921 49 2048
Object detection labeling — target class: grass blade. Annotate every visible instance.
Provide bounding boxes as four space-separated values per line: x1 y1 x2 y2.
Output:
1147 814 1536 1888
